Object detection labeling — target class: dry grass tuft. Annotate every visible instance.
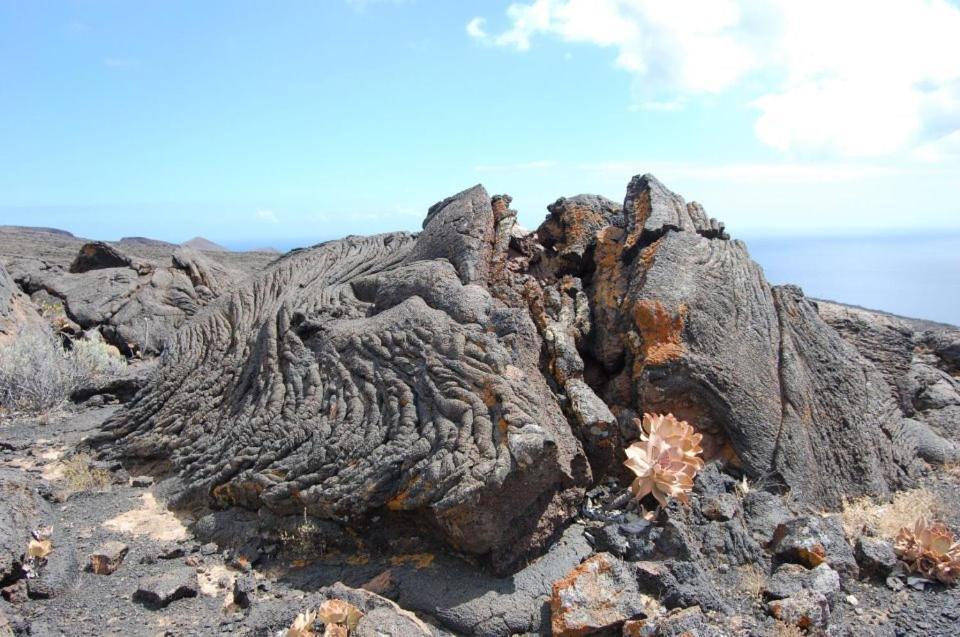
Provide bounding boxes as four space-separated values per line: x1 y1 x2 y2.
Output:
772 621 805 637
737 563 767 601
841 488 944 540
61 453 112 494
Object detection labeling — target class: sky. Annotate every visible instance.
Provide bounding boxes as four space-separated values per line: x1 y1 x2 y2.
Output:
1 0 959 250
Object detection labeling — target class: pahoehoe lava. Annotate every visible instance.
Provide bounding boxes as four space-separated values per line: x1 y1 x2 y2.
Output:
91 174 926 573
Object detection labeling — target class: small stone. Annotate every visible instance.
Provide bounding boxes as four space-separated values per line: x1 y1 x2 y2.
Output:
1 580 28 604
846 594 859 606
550 553 661 637
158 545 186 560
133 568 198 609
701 493 739 521
764 563 840 603
200 542 218 556
184 555 202 567
131 475 155 488
767 591 831 631
88 541 129 575
855 536 897 579
770 515 858 580
232 575 255 609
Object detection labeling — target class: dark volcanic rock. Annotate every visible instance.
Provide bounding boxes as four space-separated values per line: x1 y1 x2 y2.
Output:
550 553 658 637
94 174 926 572
14 242 242 356
0 469 50 585
97 185 590 573
132 567 198 609
854 536 897 579
818 300 960 461
770 515 858 581
70 241 152 275
580 174 917 505
0 262 47 343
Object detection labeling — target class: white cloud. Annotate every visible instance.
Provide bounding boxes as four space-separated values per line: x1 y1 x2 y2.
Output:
256 209 279 223
466 17 488 40
469 0 960 159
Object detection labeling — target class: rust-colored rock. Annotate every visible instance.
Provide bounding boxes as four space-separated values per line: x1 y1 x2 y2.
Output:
550 553 660 637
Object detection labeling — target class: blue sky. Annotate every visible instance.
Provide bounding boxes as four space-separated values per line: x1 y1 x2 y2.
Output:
1 0 959 250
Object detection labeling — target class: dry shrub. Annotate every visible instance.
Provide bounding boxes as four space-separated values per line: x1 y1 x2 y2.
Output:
61 452 112 494
772 621 805 637
737 563 767 600
841 488 943 539
0 332 125 414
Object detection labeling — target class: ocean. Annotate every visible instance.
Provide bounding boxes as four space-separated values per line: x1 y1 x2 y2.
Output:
745 232 960 327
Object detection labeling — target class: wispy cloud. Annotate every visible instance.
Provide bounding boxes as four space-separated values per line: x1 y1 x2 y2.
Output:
468 0 960 160
256 209 279 223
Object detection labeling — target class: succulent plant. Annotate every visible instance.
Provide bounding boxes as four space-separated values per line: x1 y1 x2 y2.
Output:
894 517 960 585
623 413 704 507
317 599 363 632
286 610 319 637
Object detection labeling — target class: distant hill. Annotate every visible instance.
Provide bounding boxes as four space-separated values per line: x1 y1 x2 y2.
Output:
182 237 229 252
118 236 177 248
250 247 281 254
0 225 76 238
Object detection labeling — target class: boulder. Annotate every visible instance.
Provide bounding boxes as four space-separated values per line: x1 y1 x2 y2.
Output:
88 541 129 575
583 175 917 505
0 263 47 345
132 567 198 609
96 186 590 574
14 243 242 356
550 553 660 637
764 563 841 604
854 536 898 579
767 591 831 632
770 515 858 580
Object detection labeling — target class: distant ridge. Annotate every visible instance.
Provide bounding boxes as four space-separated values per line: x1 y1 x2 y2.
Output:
0 225 76 238
250 247 281 254
118 236 176 248
182 236 229 252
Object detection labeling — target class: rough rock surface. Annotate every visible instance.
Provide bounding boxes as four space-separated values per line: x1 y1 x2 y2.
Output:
0 263 47 345
5 239 244 356
91 175 928 573
0 469 50 587
97 186 590 573
549 552 658 636
819 300 960 462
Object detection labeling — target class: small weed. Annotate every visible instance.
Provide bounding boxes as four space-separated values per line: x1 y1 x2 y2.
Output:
61 453 112 494
772 621 805 637
841 488 944 540
737 563 767 601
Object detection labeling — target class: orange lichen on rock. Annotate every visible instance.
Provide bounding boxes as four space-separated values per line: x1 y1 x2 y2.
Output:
631 300 686 367
591 226 627 310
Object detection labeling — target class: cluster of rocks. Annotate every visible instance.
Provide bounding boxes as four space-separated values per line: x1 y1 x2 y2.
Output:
3 175 960 635
92 173 953 574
